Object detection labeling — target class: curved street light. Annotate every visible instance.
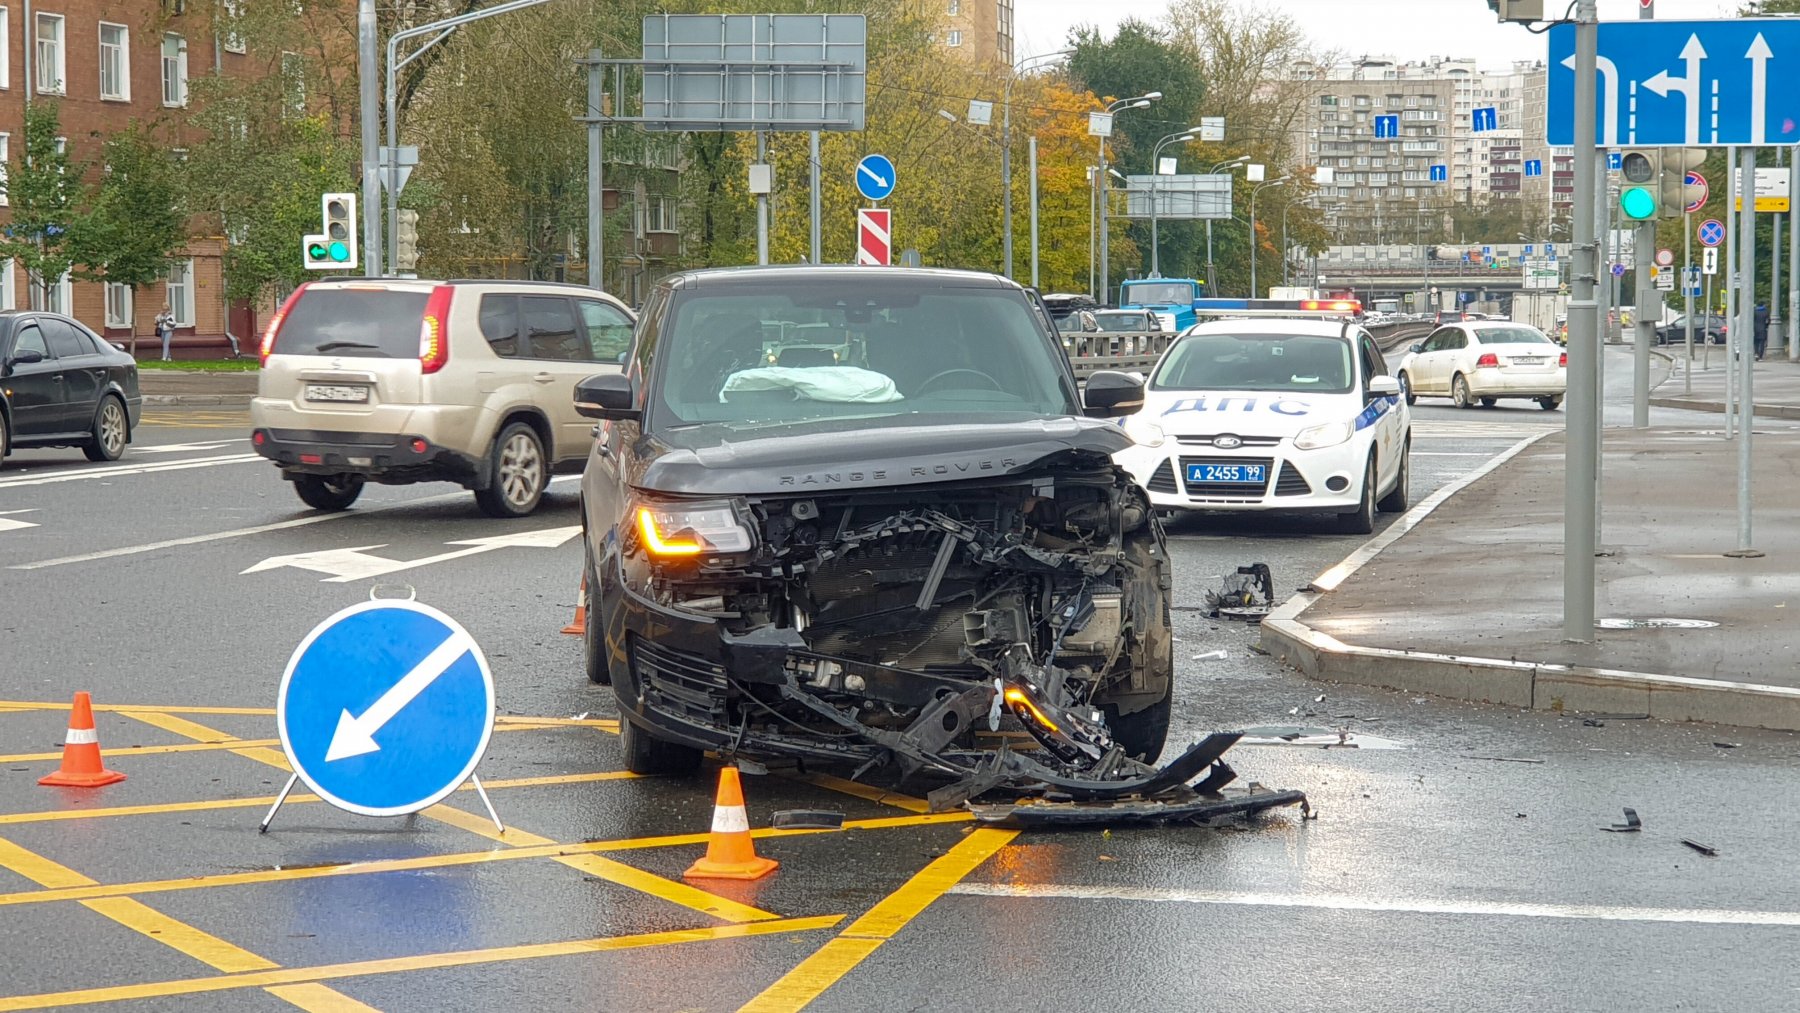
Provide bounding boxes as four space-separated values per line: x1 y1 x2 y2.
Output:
1203 156 1250 292
1249 177 1289 299
1147 128 1204 277
1096 93 1161 304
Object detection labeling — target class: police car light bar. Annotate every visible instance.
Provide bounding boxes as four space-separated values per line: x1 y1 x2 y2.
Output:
1191 298 1363 319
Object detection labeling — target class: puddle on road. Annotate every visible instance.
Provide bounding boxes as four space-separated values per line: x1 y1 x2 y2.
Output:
1237 725 1407 750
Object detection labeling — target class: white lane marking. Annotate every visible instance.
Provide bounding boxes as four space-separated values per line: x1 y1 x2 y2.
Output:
1411 452 1495 457
0 454 261 489
134 441 242 454
9 475 581 571
242 525 581 582
947 884 1800 927
0 509 38 533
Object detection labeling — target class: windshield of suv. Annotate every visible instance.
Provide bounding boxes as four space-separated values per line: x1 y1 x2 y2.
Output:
652 280 1076 436
271 288 430 358
1122 283 1193 306
1151 332 1354 393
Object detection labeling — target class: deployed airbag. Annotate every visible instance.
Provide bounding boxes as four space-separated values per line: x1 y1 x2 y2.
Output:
721 366 903 403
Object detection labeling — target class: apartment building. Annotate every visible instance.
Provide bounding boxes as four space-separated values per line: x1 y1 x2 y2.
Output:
938 0 1013 68
3 2 250 352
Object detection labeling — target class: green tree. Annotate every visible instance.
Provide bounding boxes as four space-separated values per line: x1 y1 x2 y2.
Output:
0 103 80 309
68 125 187 354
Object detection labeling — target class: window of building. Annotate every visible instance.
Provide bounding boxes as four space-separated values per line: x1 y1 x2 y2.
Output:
29 270 71 314
1353 95 1369 107
223 0 246 53
647 195 677 233
0 260 12 311
0 133 9 207
105 283 133 329
166 259 194 326
946 30 961 47
1320 95 1338 107
99 22 129 101
34 13 63 95
0 10 11 90
162 34 188 107
281 51 304 116
947 0 960 13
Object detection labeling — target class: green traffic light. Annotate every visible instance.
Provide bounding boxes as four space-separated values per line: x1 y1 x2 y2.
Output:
307 243 328 260
1620 187 1657 221
328 241 350 262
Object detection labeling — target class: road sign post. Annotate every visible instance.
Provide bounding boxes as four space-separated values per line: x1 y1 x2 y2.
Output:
1562 0 1602 642
264 599 500 833
1730 147 1762 558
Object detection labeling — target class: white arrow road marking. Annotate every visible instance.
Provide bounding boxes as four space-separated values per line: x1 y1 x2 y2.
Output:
858 162 890 189
134 441 240 454
242 525 582 582
1747 32 1773 146
0 509 38 533
1642 34 1707 144
0 454 261 489
1562 54 1621 146
324 629 476 761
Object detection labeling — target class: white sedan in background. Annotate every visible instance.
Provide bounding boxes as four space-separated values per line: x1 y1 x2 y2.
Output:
1394 321 1567 411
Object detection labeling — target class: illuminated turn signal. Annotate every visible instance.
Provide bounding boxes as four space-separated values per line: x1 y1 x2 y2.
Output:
637 508 704 556
1003 687 1062 734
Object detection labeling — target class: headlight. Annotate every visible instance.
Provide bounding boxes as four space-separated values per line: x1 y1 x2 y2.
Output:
634 501 753 556
1293 419 1355 451
1123 417 1166 447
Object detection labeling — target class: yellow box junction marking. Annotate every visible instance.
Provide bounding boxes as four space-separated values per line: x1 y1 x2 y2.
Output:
738 828 1019 1012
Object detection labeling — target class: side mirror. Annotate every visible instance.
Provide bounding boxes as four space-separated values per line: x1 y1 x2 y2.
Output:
1367 375 1401 399
1083 369 1145 418
3 349 44 375
574 372 638 420
1409 343 1424 354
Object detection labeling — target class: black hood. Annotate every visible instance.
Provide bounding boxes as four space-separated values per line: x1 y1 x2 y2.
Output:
634 418 1133 496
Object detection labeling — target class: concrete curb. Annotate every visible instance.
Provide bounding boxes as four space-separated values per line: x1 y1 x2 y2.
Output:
1648 396 1800 420
1257 431 1800 732
143 395 254 407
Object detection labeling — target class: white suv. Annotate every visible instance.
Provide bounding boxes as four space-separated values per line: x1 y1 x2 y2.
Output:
251 278 633 516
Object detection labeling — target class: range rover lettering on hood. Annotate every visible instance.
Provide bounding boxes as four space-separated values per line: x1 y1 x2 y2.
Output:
779 457 1019 487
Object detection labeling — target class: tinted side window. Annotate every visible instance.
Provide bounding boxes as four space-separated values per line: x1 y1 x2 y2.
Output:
522 296 588 362
480 295 520 358
1420 329 1448 352
1360 335 1386 380
44 319 87 358
12 324 48 358
1447 331 1468 351
576 299 633 363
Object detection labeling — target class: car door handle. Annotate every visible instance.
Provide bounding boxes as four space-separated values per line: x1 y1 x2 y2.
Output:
533 372 555 384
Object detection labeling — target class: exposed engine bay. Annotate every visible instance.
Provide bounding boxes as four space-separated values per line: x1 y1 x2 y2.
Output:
622 451 1303 820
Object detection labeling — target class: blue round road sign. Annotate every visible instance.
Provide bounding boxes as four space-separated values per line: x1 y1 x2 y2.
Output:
277 600 494 817
856 154 896 201
1698 219 1725 248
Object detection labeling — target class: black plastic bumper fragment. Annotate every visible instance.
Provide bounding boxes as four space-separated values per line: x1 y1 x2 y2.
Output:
966 784 1309 828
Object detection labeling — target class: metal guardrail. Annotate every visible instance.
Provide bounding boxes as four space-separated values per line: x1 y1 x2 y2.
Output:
1064 323 1436 381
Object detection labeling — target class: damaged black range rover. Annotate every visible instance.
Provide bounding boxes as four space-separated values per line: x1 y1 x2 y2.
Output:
576 267 1302 820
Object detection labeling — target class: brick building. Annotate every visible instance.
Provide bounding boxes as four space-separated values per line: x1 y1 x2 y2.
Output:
5 1 253 355
938 0 1013 68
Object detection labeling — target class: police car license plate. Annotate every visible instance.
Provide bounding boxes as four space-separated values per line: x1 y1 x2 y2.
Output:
304 385 369 403
1187 463 1266 484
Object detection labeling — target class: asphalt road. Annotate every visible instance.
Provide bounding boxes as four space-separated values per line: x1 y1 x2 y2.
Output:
3 350 1798 1012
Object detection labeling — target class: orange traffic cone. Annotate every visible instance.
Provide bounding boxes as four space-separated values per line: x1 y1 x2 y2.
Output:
683 766 778 881
39 692 126 788
561 575 587 636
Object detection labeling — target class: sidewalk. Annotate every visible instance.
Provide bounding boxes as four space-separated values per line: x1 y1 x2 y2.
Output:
138 370 258 406
1650 351 1800 419
1260 427 1800 731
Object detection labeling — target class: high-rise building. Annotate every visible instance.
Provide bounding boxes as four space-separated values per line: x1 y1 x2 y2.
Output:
938 0 1014 68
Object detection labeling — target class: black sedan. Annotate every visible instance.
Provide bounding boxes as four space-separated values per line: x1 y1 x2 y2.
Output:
0 311 142 469
1655 313 1727 345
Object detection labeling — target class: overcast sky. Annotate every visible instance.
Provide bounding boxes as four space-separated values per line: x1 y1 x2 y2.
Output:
1017 0 1746 71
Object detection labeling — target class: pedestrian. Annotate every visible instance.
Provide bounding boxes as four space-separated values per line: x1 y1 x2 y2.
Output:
1754 303 1770 360
155 304 176 362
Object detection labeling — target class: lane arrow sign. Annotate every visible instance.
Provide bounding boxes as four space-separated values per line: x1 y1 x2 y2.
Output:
1748 33 1773 146
242 526 581 582
325 629 475 761
1561 53 1622 146
1642 35 1706 144
0 509 39 533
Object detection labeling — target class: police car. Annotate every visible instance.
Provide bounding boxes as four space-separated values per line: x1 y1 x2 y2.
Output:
1114 299 1411 534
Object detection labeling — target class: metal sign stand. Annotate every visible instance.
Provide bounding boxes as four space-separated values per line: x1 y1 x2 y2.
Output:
260 771 501 835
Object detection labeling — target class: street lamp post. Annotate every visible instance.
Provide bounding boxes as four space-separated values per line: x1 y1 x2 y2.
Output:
1148 128 1203 278
1205 156 1249 296
1249 177 1288 299
1097 93 1160 306
1002 49 1075 281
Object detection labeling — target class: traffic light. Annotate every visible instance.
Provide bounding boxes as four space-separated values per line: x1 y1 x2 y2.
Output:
1618 148 1660 221
395 209 420 272
1487 0 1545 22
1660 147 1708 218
301 192 358 271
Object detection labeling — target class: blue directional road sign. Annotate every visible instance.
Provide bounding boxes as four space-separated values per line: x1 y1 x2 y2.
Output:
1471 107 1498 133
1429 164 1448 183
1550 20 1800 147
1685 266 1703 296
277 600 495 817
1698 218 1725 247
1524 159 1543 177
856 154 896 202
1373 114 1399 139
1608 152 1623 171
1524 244 1535 255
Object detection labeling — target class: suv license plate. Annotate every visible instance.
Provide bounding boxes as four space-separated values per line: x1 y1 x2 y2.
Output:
1187 463 1266 484
304 385 369 403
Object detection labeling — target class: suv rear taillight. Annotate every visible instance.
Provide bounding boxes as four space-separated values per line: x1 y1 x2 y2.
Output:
1475 352 1499 368
419 285 453 374
260 284 310 365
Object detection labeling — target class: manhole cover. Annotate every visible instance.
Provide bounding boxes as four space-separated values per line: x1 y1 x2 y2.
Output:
1596 617 1719 630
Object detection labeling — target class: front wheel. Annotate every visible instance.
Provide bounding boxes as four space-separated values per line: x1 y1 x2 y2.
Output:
1334 456 1377 535
293 473 364 511
473 422 547 518
1398 371 1417 406
1451 373 1477 410
0 410 8 472
582 542 610 686
1376 441 1410 513
83 396 128 462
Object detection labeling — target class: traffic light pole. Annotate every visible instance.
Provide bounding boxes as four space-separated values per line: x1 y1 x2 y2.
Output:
358 0 381 273
1633 219 1654 427
1729 146 1762 559
1564 1 1600 642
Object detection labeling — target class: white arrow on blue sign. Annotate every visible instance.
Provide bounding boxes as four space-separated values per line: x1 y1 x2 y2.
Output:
1429 164 1448 182
1608 152 1623 171
277 600 495 817
1373 115 1398 139
1471 107 1498 132
1550 20 1800 146
1524 159 1543 177
856 154 896 201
